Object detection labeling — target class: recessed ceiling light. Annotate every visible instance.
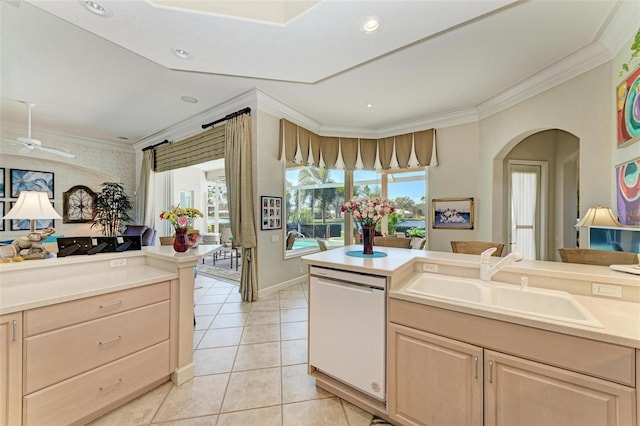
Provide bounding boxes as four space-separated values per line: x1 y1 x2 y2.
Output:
366 103 373 108
80 0 111 17
361 16 381 33
181 96 198 104
173 48 190 59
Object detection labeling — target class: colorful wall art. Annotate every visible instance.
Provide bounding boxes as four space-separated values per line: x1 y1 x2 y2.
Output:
616 158 640 226
617 66 640 148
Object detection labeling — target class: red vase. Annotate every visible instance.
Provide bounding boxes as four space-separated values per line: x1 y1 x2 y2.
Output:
173 227 190 252
362 224 375 255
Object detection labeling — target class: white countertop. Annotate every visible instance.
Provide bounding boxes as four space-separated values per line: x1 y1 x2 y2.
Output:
304 246 640 348
0 244 221 315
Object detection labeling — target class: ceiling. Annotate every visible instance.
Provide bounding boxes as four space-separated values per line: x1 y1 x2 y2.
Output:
0 0 636 148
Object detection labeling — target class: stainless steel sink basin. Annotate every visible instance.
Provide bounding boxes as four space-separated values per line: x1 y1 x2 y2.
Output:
404 273 603 328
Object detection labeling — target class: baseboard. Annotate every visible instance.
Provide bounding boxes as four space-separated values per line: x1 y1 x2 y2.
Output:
258 274 307 298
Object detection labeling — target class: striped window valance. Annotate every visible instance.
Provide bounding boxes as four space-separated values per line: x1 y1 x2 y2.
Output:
279 119 438 171
154 124 226 172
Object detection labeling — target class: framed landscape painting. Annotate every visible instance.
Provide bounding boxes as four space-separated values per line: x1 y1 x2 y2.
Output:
10 169 54 198
432 198 474 229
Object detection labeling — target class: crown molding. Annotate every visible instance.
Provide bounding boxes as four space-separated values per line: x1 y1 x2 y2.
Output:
476 41 613 120
134 90 259 149
598 0 639 54
1 123 134 152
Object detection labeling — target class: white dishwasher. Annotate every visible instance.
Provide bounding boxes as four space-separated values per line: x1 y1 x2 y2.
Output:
309 265 386 401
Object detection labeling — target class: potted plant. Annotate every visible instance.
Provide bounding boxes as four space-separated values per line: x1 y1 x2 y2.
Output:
91 182 133 236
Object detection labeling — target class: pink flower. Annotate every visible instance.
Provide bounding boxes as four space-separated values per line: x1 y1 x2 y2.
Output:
177 216 188 226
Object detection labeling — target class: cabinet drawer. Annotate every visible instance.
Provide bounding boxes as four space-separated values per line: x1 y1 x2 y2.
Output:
25 300 170 394
389 298 636 386
23 340 170 426
24 281 170 337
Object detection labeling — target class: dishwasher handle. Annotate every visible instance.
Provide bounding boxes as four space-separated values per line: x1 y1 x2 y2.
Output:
312 277 381 294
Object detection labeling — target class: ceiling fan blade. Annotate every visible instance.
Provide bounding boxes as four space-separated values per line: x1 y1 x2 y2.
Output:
33 144 76 158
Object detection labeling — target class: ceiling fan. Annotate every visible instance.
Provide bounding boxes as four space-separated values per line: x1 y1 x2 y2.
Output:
2 102 75 159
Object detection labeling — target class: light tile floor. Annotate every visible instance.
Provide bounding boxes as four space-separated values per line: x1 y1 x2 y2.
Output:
89 274 378 425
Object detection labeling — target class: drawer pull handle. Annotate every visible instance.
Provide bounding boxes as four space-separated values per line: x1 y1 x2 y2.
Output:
11 320 17 342
474 355 478 379
99 378 122 391
99 335 122 345
99 300 122 309
488 360 493 384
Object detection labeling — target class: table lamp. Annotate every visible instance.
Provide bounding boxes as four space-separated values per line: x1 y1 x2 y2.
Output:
2 191 62 259
574 205 622 229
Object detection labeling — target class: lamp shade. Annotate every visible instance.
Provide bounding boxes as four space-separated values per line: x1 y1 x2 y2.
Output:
3 191 62 220
575 205 622 229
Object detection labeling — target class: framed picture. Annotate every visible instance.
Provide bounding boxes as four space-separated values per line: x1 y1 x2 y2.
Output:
10 169 54 198
261 196 282 230
0 168 4 198
10 201 55 231
616 157 640 226
63 185 97 223
432 197 474 229
616 65 640 148
0 202 4 232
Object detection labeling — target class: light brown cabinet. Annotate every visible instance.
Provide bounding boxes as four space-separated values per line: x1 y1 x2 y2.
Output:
485 350 635 426
21 281 172 425
388 298 637 426
0 313 22 426
388 323 483 426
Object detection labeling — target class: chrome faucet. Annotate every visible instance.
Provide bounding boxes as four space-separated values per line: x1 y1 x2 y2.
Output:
479 248 524 281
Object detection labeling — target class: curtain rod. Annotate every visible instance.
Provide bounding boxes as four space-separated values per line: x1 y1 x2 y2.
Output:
142 139 169 152
202 107 251 129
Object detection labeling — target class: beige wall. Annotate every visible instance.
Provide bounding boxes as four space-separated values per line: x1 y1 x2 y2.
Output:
0 132 135 240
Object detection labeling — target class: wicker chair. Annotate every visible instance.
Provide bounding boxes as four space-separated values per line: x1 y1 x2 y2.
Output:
451 241 504 256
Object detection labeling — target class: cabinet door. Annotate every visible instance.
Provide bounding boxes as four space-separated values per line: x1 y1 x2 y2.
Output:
0 313 22 426
485 350 636 426
388 323 483 426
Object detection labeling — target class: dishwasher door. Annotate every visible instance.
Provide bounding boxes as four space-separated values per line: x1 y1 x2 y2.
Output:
309 269 386 401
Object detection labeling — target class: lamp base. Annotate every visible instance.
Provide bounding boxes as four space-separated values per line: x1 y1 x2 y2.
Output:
12 227 56 260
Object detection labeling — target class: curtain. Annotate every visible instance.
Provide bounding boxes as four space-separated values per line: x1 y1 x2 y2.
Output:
511 170 537 260
225 114 259 301
155 125 225 172
279 119 437 171
136 149 155 228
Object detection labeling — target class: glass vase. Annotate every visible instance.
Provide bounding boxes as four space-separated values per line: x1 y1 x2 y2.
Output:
173 227 190 252
362 224 375 255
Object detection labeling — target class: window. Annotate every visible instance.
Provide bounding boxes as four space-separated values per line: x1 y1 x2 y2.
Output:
285 166 345 252
285 165 427 256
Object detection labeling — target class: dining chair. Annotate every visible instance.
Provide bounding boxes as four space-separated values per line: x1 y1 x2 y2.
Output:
451 241 504 256
558 248 638 266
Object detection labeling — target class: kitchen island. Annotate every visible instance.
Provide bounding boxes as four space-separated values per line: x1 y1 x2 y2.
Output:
303 245 640 426
0 244 219 426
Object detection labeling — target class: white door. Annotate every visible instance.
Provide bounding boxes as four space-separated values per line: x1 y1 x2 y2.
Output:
508 161 547 260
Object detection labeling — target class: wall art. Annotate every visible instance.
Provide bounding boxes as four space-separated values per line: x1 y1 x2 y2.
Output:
261 196 282 230
0 168 4 198
616 157 640 226
432 197 474 229
10 168 54 198
0 202 4 232
616 66 640 148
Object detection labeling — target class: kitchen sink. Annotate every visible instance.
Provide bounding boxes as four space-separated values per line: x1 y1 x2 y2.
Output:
404 273 603 328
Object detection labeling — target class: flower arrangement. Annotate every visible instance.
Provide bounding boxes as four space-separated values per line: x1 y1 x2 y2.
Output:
341 196 395 226
159 205 204 229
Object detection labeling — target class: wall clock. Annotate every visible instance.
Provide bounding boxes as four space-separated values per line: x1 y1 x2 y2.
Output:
63 185 97 223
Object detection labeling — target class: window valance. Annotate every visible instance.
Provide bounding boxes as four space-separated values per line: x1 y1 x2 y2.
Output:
278 119 438 171
154 124 226 172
